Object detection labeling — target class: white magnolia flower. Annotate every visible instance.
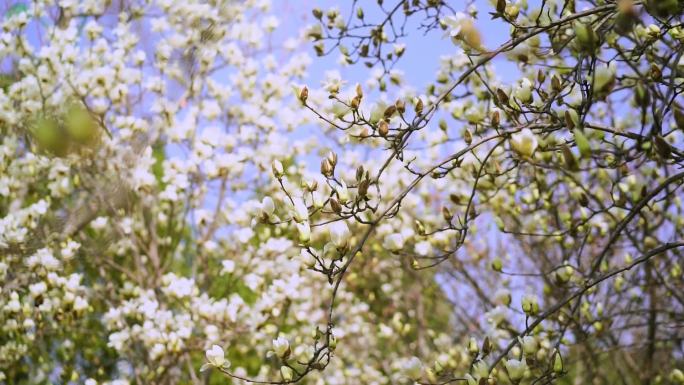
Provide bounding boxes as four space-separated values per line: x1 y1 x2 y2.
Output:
280 365 294 381
504 358 527 381
519 336 538 356
291 199 309 223
272 159 284 177
272 336 290 358
312 191 324 208
322 70 346 94
402 356 423 380
259 197 275 218
510 128 539 157
335 181 350 203
299 248 318 268
473 360 489 379
296 221 311 244
514 78 534 104
202 345 229 371
329 221 351 249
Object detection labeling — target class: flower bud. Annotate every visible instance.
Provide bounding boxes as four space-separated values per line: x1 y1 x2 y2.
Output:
299 86 308 103
415 98 424 115
552 351 563 374
378 120 389 137
272 160 284 178
573 21 599 53
321 158 334 178
280 366 294 381
468 337 479 355
330 198 342 214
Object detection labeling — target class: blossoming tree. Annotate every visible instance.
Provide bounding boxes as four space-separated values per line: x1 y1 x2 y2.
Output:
0 0 683 385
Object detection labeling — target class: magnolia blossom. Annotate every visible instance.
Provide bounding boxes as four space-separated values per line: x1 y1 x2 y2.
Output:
322 70 346 94
329 221 351 249
519 336 538 356
296 221 311 244
272 336 290 358
259 197 275 218
299 248 318 268
402 356 423 380
291 199 309 223
514 78 534 104
272 159 284 177
204 345 229 369
335 181 349 203
521 294 540 315
510 128 539 157
593 62 617 93
504 358 527 381
280 365 294 381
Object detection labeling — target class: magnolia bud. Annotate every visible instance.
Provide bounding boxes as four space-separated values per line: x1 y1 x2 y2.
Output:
491 110 500 127
482 337 493 356
468 337 479 355
496 88 509 105
383 105 397 120
330 198 342 214
299 86 308 103
378 120 389 137
272 160 284 178
280 366 294 381
358 179 370 197
351 95 361 110
414 220 425 235
321 158 334 178
395 99 406 113
327 151 337 166
537 69 546 84
442 206 453 222
496 0 506 14
574 21 599 54
553 351 563 374
561 144 579 171
565 109 579 129
464 128 473 145
573 129 591 158
635 83 650 107
674 108 684 130
415 98 424 115
654 135 672 159
491 258 503 272
551 75 562 92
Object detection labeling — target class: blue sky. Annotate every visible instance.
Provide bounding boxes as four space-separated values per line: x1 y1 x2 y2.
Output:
275 0 516 93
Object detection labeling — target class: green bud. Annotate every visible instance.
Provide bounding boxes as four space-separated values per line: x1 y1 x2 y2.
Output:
573 22 599 54
573 129 591 158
